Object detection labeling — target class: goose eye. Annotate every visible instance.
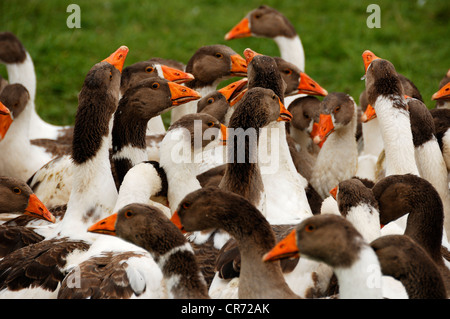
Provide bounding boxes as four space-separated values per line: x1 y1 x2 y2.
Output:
125 210 133 218
284 69 292 75
145 66 154 73
305 224 315 232
182 202 191 209
215 53 223 59
303 112 309 119
109 72 113 80
207 98 214 104
334 106 341 113
207 121 215 127
13 187 21 194
272 94 277 100
254 13 262 19
152 82 160 89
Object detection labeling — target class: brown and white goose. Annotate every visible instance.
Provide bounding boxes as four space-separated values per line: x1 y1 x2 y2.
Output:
364 58 420 177
310 92 358 199
244 49 312 224
263 214 384 299
431 69 450 109
170 45 247 124
0 32 72 141
408 97 450 238
371 235 448 299
171 187 300 299
372 174 450 296
111 77 201 189
0 46 133 298
88 203 210 299
225 5 305 72
360 50 423 169
120 60 195 136
0 84 61 181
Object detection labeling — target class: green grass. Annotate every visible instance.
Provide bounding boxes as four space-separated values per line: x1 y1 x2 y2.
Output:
1 0 449 128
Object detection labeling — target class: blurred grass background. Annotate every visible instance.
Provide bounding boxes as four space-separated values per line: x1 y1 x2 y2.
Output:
1 0 449 128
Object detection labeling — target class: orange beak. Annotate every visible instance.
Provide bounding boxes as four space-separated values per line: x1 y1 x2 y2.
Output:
220 124 228 145
170 210 186 234
161 65 194 84
329 186 338 200
218 78 248 106
313 114 334 145
362 50 380 73
361 104 377 123
102 45 129 73
277 99 292 122
296 72 328 97
243 48 262 65
230 54 248 77
87 213 118 236
262 229 300 262
225 17 252 40
431 82 450 101
310 122 324 148
0 101 13 141
168 82 201 106
24 194 56 223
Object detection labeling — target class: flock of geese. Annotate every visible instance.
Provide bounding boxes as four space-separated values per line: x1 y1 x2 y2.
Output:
0 5 449 300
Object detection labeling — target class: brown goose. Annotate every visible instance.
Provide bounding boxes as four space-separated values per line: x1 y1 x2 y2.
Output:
171 187 300 299
88 203 210 299
372 174 450 296
170 44 247 124
225 5 305 71
263 214 384 299
371 235 447 299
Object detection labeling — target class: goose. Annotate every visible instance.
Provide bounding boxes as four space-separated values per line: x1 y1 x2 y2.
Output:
88 203 210 299
219 86 292 214
359 50 423 173
432 72 450 109
0 176 55 257
287 95 321 157
197 78 248 125
171 187 300 299
0 46 134 298
408 97 450 238
371 235 448 299
372 174 450 296
120 60 195 136
0 32 72 140
310 92 358 199
111 77 201 189
225 5 305 72
244 48 312 225
0 84 61 181
263 214 384 299
429 107 450 173
170 45 247 124
364 57 419 177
